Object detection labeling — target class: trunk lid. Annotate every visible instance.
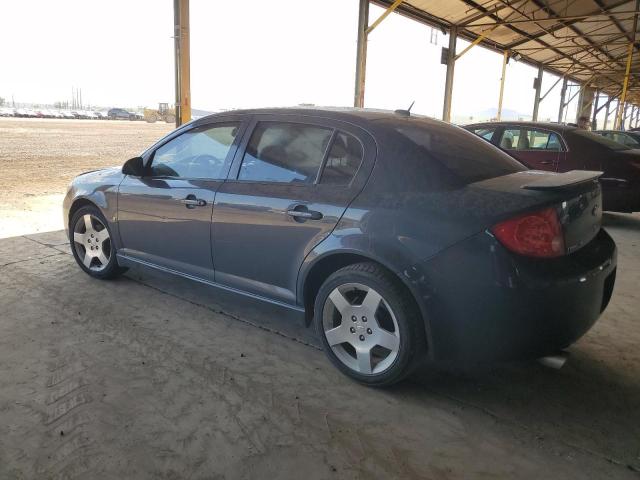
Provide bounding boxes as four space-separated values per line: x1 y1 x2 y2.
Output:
472 170 603 255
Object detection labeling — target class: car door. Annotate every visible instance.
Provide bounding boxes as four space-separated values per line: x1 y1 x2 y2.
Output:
211 114 375 304
498 126 565 171
117 117 247 279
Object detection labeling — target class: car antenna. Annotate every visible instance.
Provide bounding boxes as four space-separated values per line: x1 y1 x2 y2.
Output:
395 101 415 117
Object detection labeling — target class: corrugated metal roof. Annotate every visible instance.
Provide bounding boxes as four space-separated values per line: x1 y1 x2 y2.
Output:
373 0 640 103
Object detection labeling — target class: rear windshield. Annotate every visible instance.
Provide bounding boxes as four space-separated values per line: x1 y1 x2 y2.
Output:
573 130 632 151
382 119 526 185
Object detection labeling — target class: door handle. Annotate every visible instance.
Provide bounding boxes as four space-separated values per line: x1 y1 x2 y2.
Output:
286 208 323 221
539 161 552 165
181 197 207 208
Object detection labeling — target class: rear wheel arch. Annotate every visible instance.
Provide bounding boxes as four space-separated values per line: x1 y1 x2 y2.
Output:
301 251 430 354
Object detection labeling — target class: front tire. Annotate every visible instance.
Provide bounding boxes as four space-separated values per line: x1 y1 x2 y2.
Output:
314 262 426 387
70 205 126 279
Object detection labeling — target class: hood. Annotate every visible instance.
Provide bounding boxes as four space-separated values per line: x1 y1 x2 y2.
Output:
74 166 123 183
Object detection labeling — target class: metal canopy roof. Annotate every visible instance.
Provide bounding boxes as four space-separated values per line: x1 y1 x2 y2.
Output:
373 0 640 103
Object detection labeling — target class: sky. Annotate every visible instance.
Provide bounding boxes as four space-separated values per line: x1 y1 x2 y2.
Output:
0 0 585 124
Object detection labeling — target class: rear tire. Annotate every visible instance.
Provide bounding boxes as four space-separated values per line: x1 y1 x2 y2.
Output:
314 262 426 387
69 205 126 280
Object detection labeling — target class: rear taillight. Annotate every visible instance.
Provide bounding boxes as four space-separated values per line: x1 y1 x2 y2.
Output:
491 206 565 258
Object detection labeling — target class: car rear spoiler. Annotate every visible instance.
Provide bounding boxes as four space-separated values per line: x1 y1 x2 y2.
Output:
521 170 603 191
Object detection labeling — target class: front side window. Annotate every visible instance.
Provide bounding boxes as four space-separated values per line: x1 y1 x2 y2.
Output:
238 122 332 184
501 128 562 151
150 123 239 179
319 132 363 185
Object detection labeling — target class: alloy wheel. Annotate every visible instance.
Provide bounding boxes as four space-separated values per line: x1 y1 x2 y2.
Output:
322 283 400 375
73 214 111 272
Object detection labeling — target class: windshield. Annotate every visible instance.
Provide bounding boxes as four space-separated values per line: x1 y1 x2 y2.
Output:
380 118 526 186
573 130 632 151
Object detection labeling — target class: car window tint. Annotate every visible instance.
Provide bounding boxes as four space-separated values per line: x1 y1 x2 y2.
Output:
502 128 562 151
613 133 639 146
572 129 631 151
384 119 525 186
150 123 239 179
319 132 363 185
472 128 496 141
238 122 332 183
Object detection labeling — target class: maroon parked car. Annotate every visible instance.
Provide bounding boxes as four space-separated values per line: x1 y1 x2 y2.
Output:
464 121 640 212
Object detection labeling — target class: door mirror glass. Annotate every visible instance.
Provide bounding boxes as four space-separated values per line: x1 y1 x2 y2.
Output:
122 156 145 176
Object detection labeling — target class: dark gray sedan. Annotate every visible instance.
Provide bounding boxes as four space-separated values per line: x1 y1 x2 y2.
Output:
64 108 616 386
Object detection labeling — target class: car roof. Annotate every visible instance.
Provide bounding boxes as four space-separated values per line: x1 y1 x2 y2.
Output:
193 106 456 132
463 121 576 133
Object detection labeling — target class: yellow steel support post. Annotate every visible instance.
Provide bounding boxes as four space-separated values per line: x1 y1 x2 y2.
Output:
174 0 191 127
354 0 369 108
454 24 498 61
365 0 403 35
496 50 508 121
616 42 634 130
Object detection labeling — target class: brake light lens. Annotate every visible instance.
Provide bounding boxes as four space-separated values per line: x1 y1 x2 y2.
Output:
491 206 565 258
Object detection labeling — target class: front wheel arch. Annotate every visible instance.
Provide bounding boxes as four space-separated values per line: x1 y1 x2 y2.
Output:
68 198 98 228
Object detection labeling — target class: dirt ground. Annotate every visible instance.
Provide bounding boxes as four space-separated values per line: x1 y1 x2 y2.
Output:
0 118 172 238
0 118 639 479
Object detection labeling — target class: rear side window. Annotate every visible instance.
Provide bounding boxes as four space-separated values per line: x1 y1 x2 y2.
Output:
572 129 631 151
238 122 332 183
319 132 363 185
386 119 526 185
471 127 496 141
501 128 563 151
613 132 640 147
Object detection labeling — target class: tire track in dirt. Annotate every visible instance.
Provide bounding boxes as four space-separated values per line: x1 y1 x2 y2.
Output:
35 349 103 479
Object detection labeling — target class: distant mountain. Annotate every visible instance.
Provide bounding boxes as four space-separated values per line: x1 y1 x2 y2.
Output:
475 107 531 120
191 108 216 119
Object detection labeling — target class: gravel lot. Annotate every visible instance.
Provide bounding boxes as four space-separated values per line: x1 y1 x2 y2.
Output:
0 117 639 479
0 118 171 238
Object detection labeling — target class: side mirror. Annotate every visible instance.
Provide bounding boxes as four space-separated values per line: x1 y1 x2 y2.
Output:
122 156 145 176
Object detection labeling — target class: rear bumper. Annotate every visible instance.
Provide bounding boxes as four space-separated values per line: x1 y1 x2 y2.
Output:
418 229 617 362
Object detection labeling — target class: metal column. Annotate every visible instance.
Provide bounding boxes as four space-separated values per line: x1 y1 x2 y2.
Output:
353 0 369 108
557 77 567 123
614 98 621 129
532 65 543 121
442 26 457 122
174 0 191 127
604 97 610 129
496 50 508 121
591 91 600 130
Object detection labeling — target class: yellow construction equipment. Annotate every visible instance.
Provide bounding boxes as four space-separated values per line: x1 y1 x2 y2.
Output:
144 103 176 124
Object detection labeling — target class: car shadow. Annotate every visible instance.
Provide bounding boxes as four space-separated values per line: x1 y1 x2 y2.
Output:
603 211 640 231
405 344 640 471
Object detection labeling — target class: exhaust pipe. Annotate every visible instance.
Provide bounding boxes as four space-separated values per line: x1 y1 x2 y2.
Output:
538 351 569 370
